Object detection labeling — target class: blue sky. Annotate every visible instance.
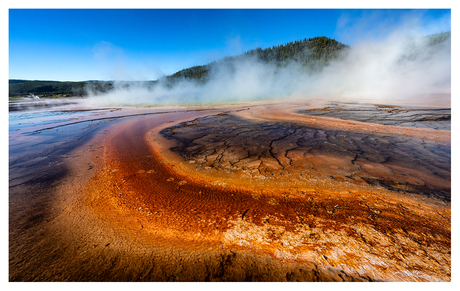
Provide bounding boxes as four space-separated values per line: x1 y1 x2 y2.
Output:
8 8 451 81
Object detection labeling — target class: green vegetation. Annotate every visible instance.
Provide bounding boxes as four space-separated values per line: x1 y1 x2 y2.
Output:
9 32 450 99
397 31 451 63
427 31 451 46
245 36 348 65
8 80 88 98
8 79 158 99
167 65 210 84
165 36 349 84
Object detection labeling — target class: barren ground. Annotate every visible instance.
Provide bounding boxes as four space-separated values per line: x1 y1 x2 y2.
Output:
9 99 451 281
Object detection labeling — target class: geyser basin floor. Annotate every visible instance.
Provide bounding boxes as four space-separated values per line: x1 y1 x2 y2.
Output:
300 102 451 130
9 100 450 281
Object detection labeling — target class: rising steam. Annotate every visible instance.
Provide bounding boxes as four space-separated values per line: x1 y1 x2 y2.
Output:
82 25 451 108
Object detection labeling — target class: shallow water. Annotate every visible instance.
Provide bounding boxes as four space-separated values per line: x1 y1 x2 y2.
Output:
9 99 79 112
162 112 451 201
8 100 451 282
300 103 451 130
9 111 120 191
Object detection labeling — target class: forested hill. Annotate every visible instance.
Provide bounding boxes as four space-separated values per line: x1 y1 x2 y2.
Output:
167 36 348 83
9 80 88 98
8 80 113 98
427 31 451 46
244 36 348 64
9 32 450 98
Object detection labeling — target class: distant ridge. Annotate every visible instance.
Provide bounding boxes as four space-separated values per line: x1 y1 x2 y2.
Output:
8 80 88 98
8 32 450 99
166 36 349 84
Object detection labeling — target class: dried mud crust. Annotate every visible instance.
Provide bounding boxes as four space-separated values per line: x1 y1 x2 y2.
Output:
161 112 450 201
302 103 451 130
82 114 383 282
11 103 450 282
81 110 451 282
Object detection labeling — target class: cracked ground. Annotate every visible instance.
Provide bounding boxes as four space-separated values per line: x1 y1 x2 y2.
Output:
161 111 450 202
9 101 451 282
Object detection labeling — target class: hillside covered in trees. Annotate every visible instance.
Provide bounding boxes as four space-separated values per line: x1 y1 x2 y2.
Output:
165 36 349 85
9 80 88 98
8 80 153 99
9 32 450 98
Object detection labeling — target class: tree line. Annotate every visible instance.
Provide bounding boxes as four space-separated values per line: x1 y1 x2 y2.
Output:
9 32 450 98
164 36 350 85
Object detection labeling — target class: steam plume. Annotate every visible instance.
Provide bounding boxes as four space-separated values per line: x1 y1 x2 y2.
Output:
82 21 451 108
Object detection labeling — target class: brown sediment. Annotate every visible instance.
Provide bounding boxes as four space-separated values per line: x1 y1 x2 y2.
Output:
302 103 451 131
9 100 449 281
232 103 451 146
79 102 450 281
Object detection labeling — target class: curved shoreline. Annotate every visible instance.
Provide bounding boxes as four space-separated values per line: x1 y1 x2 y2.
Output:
73 107 368 281
9 100 451 281
232 103 451 146
85 103 450 281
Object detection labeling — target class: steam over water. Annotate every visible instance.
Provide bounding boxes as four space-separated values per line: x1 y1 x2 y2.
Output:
82 29 451 108
8 11 452 282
